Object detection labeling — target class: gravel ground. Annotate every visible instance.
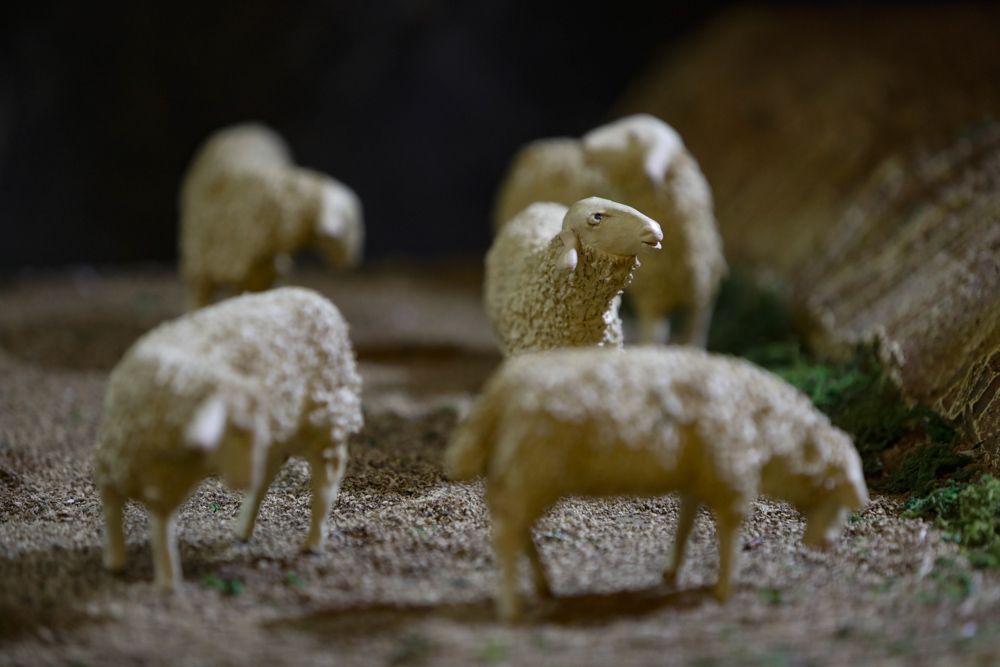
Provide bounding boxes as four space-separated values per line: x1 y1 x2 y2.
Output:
1 265 998 666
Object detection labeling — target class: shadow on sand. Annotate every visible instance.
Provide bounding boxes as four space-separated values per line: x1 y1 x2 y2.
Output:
269 583 713 635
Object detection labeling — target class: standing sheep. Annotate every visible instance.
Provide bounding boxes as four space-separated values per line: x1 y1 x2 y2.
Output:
94 287 363 590
444 347 868 621
180 123 365 309
494 114 727 347
485 197 662 356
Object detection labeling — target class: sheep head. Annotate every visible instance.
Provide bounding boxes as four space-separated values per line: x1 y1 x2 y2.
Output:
558 197 662 272
581 114 683 184
312 178 365 271
795 430 869 550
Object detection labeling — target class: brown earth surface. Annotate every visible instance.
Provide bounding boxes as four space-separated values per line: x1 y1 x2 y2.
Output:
2 266 999 666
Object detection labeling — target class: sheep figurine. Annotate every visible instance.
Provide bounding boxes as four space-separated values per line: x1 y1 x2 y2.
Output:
444 347 868 621
179 123 365 309
493 114 726 346
485 197 663 356
93 287 363 590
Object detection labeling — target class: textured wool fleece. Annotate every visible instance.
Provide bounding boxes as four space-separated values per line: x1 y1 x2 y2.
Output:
179 123 364 308
445 346 868 620
494 114 727 346
484 198 661 356
94 287 362 589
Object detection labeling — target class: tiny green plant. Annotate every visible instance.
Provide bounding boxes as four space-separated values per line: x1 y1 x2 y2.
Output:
756 587 783 606
388 632 433 666
201 573 245 595
283 571 305 588
479 637 509 663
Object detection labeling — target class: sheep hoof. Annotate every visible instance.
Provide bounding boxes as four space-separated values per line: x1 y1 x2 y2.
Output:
103 555 126 573
662 570 677 586
155 577 179 593
300 542 322 555
497 603 523 624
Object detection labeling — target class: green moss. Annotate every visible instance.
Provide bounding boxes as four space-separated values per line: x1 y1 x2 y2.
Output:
707 271 798 358
923 557 975 602
882 442 973 496
708 272 963 491
903 476 1000 568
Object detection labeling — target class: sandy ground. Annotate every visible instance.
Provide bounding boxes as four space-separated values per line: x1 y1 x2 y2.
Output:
2 265 999 666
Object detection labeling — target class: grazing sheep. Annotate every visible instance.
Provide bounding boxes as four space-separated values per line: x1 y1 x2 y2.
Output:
493 114 726 346
444 347 868 621
485 197 662 356
179 123 364 309
94 287 363 590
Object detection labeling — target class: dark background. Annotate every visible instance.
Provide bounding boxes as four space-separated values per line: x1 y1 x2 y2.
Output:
0 0 720 270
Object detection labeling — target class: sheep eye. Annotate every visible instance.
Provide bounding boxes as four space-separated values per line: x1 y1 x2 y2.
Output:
589 213 603 225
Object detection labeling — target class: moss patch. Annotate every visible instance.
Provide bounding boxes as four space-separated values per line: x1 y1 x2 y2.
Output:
903 476 1000 568
708 272 966 493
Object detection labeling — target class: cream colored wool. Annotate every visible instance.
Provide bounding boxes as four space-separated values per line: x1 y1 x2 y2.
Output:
179 123 364 309
94 287 363 590
445 347 868 621
493 138 607 226
493 114 727 346
484 197 662 356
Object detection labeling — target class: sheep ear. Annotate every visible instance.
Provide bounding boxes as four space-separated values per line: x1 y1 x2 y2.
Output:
642 125 682 183
185 394 228 450
315 185 347 240
558 229 579 272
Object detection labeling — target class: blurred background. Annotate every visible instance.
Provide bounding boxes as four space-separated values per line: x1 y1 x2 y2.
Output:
0 0 722 270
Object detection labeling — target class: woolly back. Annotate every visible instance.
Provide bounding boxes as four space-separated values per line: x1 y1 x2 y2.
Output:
493 138 606 228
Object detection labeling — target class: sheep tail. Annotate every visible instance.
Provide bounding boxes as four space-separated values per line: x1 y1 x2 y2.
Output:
444 392 499 481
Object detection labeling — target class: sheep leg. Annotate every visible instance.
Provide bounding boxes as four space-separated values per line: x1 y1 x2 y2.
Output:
101 486 127 572
664 494 699 585
493 518 526 622
525 529 552 598
712 511 743 602
682 298 714 349
235 449 286 542
240 258 279 294
151 510 181 592
637 313 670 345
188 280 216 310
303 444 347 553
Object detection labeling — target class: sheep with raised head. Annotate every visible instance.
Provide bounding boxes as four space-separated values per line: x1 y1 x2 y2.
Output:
494 114 726 347
444 347 868 621
94 287 363 590
179 123 364 309
485 196 662 356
